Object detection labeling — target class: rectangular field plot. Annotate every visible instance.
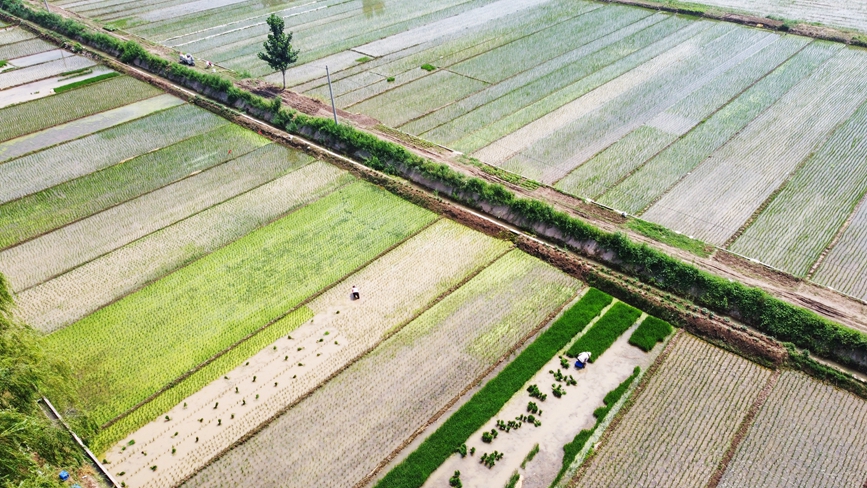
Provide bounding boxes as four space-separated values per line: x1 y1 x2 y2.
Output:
17 158 345 334
0 74 163 143
0 122 267 250
575 334 772 487
0 54 95 89
488 23 781 183
813 196 867 300
680 0 867 35
598 40 842 214
102 219 511 486
718 371 867 487
641 47 867 245
555 34 808 199
0 93 182 164
0 102 225 205
729 98 867 275
180 250 579 488
40 181 436 427
0 37 57 60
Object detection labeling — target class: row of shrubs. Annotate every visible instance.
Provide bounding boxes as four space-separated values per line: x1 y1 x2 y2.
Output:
3 0 867 372
374 289 612 488
551 366 642 487
565 302 642 358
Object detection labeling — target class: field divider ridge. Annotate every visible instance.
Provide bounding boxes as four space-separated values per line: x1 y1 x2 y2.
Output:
99 214 443 430
0 121 257 254
171 242 517 487
356 284 587 488
706 368 781 488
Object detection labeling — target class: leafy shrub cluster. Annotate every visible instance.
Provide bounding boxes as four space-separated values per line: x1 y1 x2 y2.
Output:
566 302 642 358
549 366 641 487
0 274 90 486
4 0 866 372
374 289 612 488
628 316 673 352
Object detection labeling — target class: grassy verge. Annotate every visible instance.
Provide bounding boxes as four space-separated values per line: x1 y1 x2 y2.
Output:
628 316 673 352
374 288 612 488
625 218 713 257
42 182 435 427
461 156 540 191
550 367 641 487
566 302 642 358
54 71 119 93
91 307 313 455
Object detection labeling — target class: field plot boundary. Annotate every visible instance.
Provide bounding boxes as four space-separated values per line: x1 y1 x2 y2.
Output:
100 215 444 432
172 247 525 487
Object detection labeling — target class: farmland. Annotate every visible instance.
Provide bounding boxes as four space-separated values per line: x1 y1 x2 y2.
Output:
46 0 867 299
6 5 867 488
569 336 867 487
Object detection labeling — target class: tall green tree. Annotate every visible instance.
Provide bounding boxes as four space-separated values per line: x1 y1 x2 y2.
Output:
258 14 300 89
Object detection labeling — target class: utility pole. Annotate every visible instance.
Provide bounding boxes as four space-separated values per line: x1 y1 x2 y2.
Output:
326 65 338 125
43 0 50 11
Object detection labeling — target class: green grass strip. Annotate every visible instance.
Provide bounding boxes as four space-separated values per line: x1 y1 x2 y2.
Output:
375 288 612 488
550 366 640 487
624 218 713 257
628 316 673 352
43 182 435 427
91 306 313 455
53 71 120 93
566 302 642 358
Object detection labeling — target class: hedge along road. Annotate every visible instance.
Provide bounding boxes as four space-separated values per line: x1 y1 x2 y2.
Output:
106 219 512 487
41 181 436 428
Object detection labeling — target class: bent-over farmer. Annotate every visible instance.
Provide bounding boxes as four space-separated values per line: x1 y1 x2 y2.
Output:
575 351 591 369
351 285 360 300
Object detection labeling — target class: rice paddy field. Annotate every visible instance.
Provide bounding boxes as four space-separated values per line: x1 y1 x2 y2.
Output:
572 335 867 488
46 0 867 301
4 13 867 488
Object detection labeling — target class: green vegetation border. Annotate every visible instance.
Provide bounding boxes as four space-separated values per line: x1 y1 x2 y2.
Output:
2 0 866 374
375 289 612 488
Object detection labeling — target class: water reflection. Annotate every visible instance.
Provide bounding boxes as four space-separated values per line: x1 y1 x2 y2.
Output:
363 0 385 17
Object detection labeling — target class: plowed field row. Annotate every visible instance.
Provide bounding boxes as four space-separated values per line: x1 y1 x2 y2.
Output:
576 334 771 487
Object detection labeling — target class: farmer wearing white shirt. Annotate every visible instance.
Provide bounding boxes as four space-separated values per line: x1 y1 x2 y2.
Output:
351 285 360 300
575 351 591 369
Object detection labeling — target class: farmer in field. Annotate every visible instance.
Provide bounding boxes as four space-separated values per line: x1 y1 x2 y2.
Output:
351 285 360 300
575 351 591 369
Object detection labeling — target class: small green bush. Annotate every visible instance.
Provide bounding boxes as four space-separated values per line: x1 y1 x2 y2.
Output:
628 316 673 352
386 76 395 82
420 63 436 71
